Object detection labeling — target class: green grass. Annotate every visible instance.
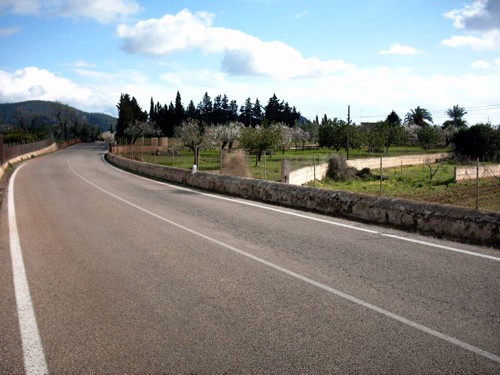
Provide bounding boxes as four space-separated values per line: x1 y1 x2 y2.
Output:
123 145 452 182
309 163 499 212
118 144 499 211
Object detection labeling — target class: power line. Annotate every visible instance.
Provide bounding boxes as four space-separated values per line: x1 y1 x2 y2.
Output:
350 104 500 124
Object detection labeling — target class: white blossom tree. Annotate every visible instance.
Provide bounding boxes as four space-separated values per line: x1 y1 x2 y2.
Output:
179 119 204 165
291 127 310 151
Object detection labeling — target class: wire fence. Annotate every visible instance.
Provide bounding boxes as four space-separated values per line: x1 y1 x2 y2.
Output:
111 140 499 212
0 136 55 166
287 154 500 212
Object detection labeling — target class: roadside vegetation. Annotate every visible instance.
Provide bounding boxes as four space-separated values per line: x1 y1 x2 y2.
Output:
1 91 499 211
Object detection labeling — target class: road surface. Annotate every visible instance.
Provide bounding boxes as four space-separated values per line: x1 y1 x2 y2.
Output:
1 143 499 374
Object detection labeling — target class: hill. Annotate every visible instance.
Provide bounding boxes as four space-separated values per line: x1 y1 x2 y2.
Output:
0 100 117 133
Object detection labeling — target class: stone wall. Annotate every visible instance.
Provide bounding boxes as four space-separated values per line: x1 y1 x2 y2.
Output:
288 153 451 186
106 153 499 247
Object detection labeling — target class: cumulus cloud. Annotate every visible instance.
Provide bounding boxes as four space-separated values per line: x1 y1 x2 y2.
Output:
379 44 420 55
117 9 353 79
444 0 500 31
0 67 97 106
442 30 500 50
443 0 500 50
0 0 141 24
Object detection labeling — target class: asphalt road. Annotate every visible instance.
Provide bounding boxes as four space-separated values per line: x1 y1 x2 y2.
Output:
1 143 499 374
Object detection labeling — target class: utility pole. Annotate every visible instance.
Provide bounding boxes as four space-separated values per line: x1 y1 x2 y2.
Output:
346 105 350 160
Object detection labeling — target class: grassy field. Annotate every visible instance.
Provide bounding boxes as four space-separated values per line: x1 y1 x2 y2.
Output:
308 163 500 212
131 145 451 181
121 144 499 212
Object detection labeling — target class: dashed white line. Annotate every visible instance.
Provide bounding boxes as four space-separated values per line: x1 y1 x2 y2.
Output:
73 158 500 364
8 164 49 375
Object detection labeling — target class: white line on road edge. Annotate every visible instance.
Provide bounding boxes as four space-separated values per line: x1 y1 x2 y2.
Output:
8 164 49 375
72 159 500 364
102 155 500 262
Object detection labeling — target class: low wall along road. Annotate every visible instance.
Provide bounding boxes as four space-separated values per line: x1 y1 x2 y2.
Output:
106 153 500 248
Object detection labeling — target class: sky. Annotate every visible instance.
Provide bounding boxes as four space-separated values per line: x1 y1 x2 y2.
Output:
0 0 499 125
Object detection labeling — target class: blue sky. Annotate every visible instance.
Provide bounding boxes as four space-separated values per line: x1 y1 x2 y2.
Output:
0 0 499 125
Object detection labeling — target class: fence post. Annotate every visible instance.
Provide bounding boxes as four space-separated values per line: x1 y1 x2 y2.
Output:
313 154 316 188
264 151 267 180
476 158 479 210
380 156 383 196
0 135 4 166
281 159 290 183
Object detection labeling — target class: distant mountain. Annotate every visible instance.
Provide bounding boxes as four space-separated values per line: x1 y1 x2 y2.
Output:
0 100 117 132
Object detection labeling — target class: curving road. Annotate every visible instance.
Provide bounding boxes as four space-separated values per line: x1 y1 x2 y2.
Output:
1 143 499 374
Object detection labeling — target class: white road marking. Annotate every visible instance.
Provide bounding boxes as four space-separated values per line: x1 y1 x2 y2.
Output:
72 159 500 364
8 164 49 375
102 155 500 262
382 234 500 261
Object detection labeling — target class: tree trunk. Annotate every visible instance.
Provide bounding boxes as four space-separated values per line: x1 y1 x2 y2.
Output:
255 150 263 166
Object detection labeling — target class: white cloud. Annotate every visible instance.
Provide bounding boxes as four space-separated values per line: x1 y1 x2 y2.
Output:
117 9 354 79
0 67 100 108
444 0 488 29
443 0 500 50
2 64 499 125
470 60 491 68
442 30 500 50
0 26 21 37
0 0 141 24
379 44 420 56
444 0 500 31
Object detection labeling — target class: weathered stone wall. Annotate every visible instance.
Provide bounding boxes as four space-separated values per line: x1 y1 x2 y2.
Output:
106 153 500 247
288 153 451 186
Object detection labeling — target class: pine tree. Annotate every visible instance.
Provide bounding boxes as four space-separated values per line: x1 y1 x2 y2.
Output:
185 100 198 120
174 91 184 127
116 93 134 138
198 92 213 125
240 97 253 126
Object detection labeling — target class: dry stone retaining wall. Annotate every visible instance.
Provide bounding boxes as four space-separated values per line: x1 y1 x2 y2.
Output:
107 153 500 247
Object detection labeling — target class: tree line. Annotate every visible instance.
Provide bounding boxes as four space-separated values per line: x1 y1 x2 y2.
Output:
316 105 499 161
115 90 499 162
115 91 301 140
0 101 109 144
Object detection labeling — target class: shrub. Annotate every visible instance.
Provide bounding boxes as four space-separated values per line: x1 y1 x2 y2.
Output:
326 154 356 181
222 150 251 177
356 167 374 180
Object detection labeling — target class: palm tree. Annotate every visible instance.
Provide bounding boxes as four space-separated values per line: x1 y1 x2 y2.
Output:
443 105 467 129
404 106 433 127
